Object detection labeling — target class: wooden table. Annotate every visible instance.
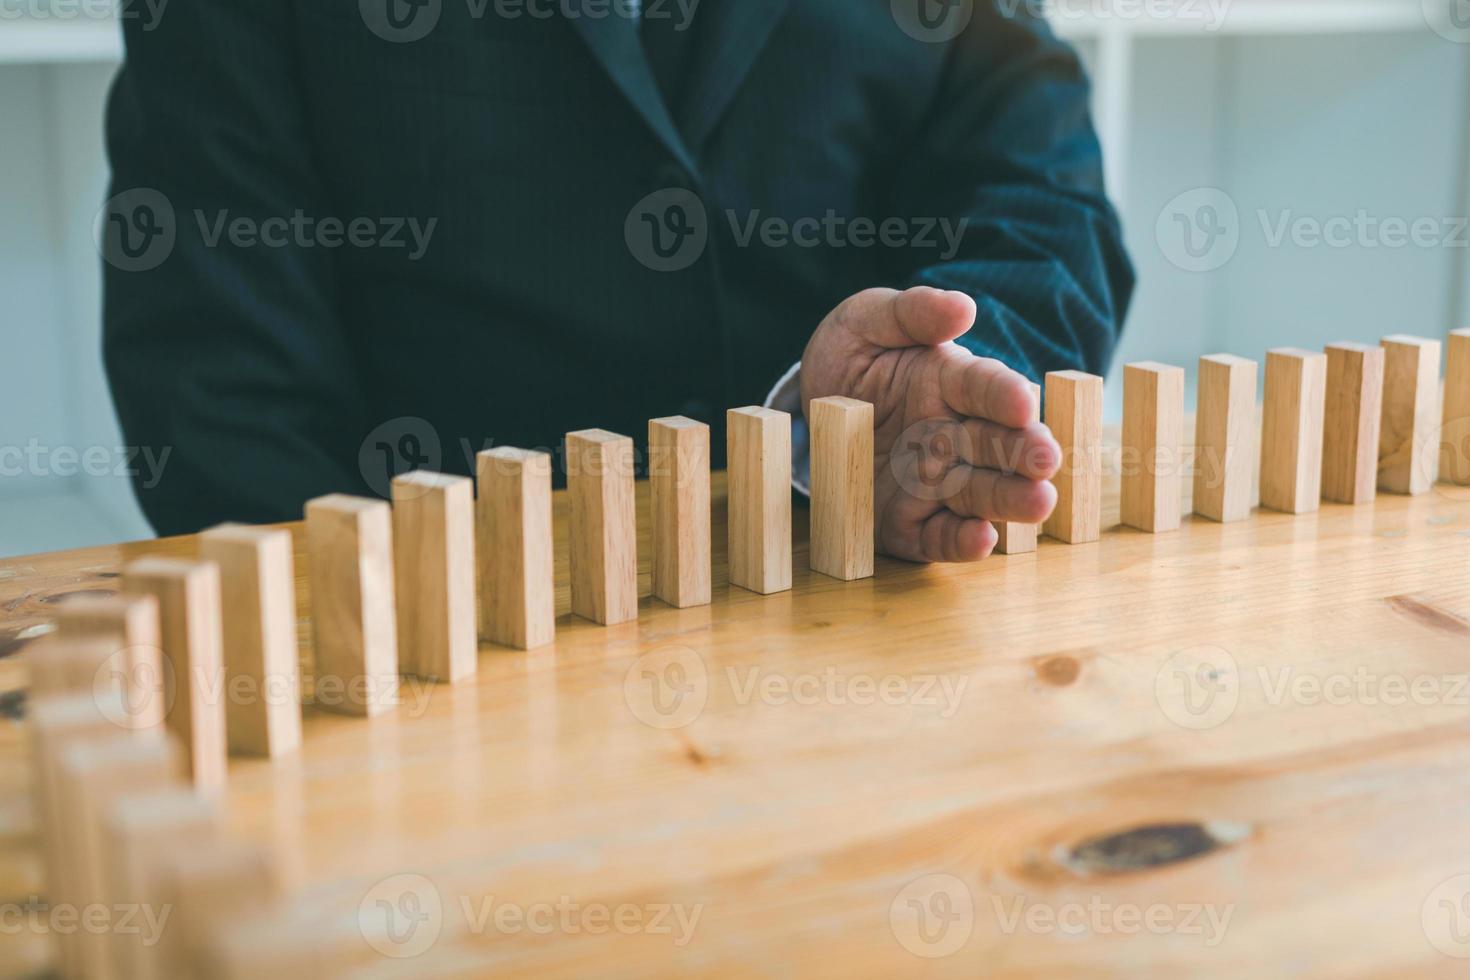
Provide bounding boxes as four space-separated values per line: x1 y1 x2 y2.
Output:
3 466 1470 977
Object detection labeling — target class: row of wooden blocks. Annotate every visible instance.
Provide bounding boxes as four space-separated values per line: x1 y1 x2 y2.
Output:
1004 329 1470 552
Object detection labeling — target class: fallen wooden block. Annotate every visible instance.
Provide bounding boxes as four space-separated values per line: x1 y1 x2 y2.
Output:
995 382 1044 555
1443 327 1470 485
51 594 166 732
809 397 875 580
477 448 556 649
156 839 280 979
1260 348 1328 514
565 429 639 625
103 789 221 980
123 558 228 790
1377 334 1442 495
1121 362 1185 533
727 407 793 593
304 495 400 716
1193 354 1257 523
198 525 303 757
1042 371 1103 544
392 472 477 683
58 732 182 980
1322 342 1386 505
649 417 713 607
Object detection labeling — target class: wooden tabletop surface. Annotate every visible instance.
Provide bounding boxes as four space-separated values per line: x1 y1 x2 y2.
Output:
3 460 1470 977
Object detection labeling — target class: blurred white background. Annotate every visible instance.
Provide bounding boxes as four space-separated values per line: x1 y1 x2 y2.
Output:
1 0 1468 557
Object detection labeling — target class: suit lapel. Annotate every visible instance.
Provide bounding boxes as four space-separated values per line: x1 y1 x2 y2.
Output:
678 0 797 152
565 2 698 175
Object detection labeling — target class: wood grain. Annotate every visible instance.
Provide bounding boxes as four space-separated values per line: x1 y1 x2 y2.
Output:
1193 354 1257 523
1260 348 1327 515
727 407 793 593
1322 342 1385 505
123 558 228 789
392 472 477 683
1042 371 1103 544
199 525 302 757
649 417 713 607
1121 362 1184 533
1442 328 1470 485
304 495 399 717
477 448 556 649
565 430 639 625
1378 335 1442 495
809 396 874 581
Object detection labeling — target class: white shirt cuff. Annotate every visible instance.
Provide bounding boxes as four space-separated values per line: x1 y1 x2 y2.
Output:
763 360 811 497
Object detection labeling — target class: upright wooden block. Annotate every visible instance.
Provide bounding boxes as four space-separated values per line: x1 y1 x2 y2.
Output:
649 417 713 606
198 525 302 757
1377 334 1442 495
304 495 399 716
1121 362 1185 533
1192 354 1257 523
1442 328 1470 485
564 430 639 625
477 448 556 649
58 733 181 980
809 397 874 581
1322 342 1386 505
103 790 221 980
52 594 166 732
123 558 228 790
156 840 279 979
392 472 477 682
727 407 793 594
28 692 131 980
1260 348 1328 514
995 382 1043 555
1042 371 1103 544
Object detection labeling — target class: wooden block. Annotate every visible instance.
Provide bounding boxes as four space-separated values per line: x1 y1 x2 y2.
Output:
1377 334 1442 495
649 417 713 606
1120 362 1185 532
58 733 181 980
1260 348 1328 514
1041 371 1103 544
28 692 132 980
564 429 639 625
52 594 166 732
202 911 328 978
477 448 556 649
1322 342 1386 505
995 382 1043 555
156 840 279 979
727 407 793 594
392 472 477 683
808 397 875 579
103 789 221 980
1192 354 1257 523
123 558 228 791
1442 328 1470 485
304 495 400 716
198 526 302 757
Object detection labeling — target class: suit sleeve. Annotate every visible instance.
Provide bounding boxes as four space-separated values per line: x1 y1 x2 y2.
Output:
887 4 1135 383
103 0 372 536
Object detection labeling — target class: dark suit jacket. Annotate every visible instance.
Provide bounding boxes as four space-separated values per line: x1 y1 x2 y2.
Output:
102 0 1134 535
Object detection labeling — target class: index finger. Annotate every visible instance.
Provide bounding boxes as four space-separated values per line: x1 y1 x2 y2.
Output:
938 352 1038 429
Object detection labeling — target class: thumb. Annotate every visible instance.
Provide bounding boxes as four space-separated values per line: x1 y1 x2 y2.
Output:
836 286 976 350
